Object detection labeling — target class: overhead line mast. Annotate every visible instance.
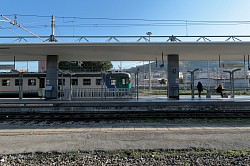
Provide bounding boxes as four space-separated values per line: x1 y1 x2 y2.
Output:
49 15 57 42
1 14 46 42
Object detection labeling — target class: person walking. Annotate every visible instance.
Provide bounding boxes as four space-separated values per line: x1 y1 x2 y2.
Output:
216 84 223 98
197 82 203 98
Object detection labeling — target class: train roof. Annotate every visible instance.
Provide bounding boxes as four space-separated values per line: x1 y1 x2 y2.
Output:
0 71 130 78
0 72 45 77
106 72 131 78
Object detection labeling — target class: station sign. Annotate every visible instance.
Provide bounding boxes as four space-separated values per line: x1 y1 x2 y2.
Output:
220 63 243 68
0 65 14 70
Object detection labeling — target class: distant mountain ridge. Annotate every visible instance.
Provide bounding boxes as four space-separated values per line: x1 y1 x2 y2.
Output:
125 60 245 73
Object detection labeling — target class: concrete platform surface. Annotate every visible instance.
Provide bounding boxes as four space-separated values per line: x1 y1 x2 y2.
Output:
0 121 249 154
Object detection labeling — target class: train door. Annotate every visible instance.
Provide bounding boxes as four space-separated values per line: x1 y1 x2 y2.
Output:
37 77 46 97
39 78 45 88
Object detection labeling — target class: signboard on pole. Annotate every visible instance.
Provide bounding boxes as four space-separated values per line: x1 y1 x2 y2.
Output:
220 63 243 68
0 65 14 70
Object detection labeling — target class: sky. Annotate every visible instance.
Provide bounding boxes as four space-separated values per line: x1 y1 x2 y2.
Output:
1 0 250 71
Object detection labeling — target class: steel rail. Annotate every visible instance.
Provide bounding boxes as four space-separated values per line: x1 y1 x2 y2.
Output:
0 110 250 121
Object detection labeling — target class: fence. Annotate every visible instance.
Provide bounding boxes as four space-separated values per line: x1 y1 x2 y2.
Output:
62 88 136 100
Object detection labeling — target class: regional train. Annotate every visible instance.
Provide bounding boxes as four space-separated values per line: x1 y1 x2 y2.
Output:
0 71 131 97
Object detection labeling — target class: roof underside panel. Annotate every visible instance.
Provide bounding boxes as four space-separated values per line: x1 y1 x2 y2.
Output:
0 42 250 61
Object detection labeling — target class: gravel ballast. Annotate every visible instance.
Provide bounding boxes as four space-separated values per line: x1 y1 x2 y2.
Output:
0 148 250 165
0 119 249 165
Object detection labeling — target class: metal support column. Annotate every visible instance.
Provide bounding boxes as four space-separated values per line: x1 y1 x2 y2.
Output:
188 68 199 98
19 72 23 99
46 55 58 99
167 54 179 99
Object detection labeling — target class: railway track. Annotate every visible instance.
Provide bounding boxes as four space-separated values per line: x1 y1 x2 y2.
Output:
0 110 250 121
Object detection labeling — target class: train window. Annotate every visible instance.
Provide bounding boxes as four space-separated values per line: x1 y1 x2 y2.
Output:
58 79 65 85
122 78 126 85
28 79 36 86
96 79 102 85
83 79 91 85
126 78 130 84
72 79 78 86
2 79 10 86
15 79 20 86
110 79 116 85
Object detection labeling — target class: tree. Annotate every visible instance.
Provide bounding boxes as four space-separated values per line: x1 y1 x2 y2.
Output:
59 61 113 72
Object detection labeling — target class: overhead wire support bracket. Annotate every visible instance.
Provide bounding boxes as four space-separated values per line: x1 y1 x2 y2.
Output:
0 35 250 43
76 37 89 42
106 37 120 42
1 14 46 42
196 36 212 42
13 37 29 43
137 36 149 42
167 35 181 42
225 36 242 42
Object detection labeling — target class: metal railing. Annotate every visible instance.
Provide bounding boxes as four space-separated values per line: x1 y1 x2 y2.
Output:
1 35 250 43
63 88 136 99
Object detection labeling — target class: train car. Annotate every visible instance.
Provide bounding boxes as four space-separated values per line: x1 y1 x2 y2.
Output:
0 71 131 97
0 72 45 97
104 72 131 89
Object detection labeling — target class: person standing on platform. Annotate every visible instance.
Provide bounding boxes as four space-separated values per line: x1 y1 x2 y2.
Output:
197 82 203 98
216 84 223 98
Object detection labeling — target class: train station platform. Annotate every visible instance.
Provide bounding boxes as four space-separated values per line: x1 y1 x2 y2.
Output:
0 94 250 103
0 95 250 113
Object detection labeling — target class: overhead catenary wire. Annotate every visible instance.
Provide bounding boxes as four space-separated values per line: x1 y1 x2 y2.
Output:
1 15 46 42
2 14 250 29
5 14 250 23
0 24 21 36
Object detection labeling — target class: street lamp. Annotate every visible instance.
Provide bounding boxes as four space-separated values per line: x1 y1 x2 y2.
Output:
146 32 152 42
146 32 152 90
135 68 139 101
223 68 241 98
188 68 199 98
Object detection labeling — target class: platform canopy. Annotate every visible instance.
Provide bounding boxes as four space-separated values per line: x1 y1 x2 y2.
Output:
0 42 250 61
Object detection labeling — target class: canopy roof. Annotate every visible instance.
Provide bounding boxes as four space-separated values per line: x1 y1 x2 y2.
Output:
0 42 250 61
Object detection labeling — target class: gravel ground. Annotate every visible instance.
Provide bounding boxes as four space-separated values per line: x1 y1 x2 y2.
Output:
0 119 249 165
0 148 250 165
